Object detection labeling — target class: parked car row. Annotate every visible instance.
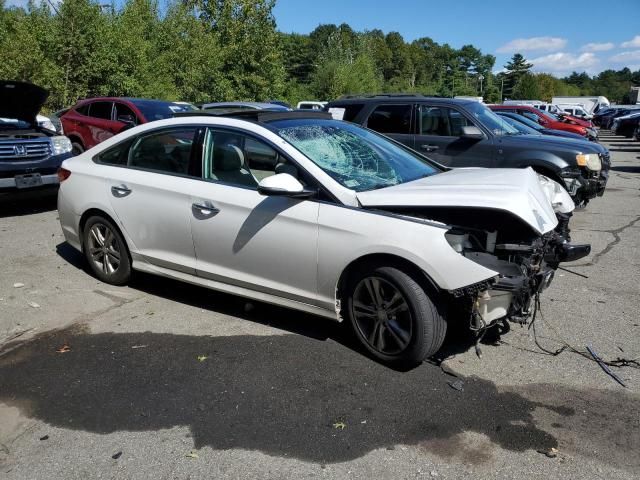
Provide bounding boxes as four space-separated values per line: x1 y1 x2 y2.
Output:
593 105 640 129
2 82 607 367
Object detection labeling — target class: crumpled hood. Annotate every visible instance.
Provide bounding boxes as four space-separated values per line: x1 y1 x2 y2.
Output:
0 81 49 125
357 167 573 234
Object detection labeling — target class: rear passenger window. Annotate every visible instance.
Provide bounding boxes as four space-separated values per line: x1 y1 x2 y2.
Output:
128 128 198 176
342 104 365 122
366 104 412 134
95 139 133 166
89 102 113 120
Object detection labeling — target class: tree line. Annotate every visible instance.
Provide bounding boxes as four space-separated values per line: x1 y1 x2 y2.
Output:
0 0 638 113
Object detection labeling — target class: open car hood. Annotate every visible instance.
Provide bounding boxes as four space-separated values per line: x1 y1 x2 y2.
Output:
356 167 573 235
0 81 49 125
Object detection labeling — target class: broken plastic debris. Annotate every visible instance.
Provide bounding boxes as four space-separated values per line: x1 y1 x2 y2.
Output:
185 450 199 459
197 355 208 362
56 344 71 353
13 282 24 288
447 379 464 392
332 421 346 430
131 345 147 349
28 301 40 308
537 447 558 458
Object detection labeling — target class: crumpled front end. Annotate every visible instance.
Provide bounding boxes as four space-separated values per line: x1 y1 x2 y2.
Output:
445 222 589 330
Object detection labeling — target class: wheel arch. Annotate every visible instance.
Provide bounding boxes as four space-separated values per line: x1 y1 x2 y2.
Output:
78 208 131 262
66 133 84 148
335 253 442 318
530 165 564 185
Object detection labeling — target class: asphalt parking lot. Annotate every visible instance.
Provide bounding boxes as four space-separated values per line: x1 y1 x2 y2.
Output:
1 133 639 479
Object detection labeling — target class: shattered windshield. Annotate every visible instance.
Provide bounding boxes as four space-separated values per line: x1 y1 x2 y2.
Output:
272 119 439 192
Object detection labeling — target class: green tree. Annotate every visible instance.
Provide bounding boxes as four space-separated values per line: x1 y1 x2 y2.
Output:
512 72 540 100
190 0 285 100
157 1 230 103
503 53 533 99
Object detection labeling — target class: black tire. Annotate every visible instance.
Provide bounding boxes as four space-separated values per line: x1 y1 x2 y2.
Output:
345 265 446 368
82 215 131 285
71 142 84 156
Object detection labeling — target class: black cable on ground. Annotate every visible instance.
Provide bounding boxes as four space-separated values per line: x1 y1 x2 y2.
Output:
527 293 640 370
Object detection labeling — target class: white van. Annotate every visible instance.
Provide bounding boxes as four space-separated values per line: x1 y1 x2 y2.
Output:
551 96 610 114
557 104 593 120
296 101 327 110
502 101 563 115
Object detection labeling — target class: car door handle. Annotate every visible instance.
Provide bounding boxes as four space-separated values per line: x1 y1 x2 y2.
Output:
192 202 220 217
111 185 131 197
420 144 439 152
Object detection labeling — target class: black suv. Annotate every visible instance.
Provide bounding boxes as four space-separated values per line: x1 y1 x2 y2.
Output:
326 95 610 205
0 81 73 192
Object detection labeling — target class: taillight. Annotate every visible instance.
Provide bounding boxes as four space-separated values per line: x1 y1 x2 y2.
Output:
57 167 71 182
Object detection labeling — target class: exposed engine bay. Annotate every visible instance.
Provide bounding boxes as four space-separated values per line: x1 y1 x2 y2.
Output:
379 206 591 331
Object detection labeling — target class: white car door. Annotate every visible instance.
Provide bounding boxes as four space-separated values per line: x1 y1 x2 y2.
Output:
188 128 320 304
102 126 201 273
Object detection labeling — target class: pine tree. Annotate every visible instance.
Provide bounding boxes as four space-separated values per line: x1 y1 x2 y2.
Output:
503 53 533 99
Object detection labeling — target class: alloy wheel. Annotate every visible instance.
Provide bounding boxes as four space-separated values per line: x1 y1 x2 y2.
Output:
351 276 412 355
87 223 121 276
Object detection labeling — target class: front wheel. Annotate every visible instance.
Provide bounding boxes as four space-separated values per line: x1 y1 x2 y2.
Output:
71 142 84 156
346 265 446 368
82 216 131 285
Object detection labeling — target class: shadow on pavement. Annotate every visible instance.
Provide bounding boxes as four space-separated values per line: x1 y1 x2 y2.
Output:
0 188 58 218
611 165 640 173
1 325 639 469
54 241 482 367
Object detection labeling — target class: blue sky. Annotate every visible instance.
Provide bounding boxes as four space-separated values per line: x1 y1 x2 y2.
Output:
274 0 640 76
5 0 640 76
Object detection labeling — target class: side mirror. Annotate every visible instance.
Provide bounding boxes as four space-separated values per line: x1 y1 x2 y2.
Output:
257 173 315 198
461 125 484 139
117 114 136 126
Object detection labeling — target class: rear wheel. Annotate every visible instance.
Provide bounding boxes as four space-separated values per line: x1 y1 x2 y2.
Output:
346 265 446 368
82 215 131 285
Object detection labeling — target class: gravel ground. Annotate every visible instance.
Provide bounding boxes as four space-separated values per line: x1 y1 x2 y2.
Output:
1 132 639 479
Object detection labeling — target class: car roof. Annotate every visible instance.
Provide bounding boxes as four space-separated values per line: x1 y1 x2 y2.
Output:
76 97 178 106
327 94 475 106
175 110 331 124
201 101 290 110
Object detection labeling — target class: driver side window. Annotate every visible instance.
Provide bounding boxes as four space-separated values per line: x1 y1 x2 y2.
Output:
420 106 472 137
203 129 302 189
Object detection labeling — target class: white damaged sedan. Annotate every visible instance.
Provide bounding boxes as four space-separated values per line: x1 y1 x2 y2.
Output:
57 111 590 367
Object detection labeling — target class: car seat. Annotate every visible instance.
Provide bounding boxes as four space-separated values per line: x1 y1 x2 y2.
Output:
212 144 257 187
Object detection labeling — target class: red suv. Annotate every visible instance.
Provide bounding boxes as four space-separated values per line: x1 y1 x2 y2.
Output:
489 105 597 141
61 97 194 154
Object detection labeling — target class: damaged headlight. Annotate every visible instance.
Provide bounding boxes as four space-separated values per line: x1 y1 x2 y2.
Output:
52 136 72 155
576 153 601 171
